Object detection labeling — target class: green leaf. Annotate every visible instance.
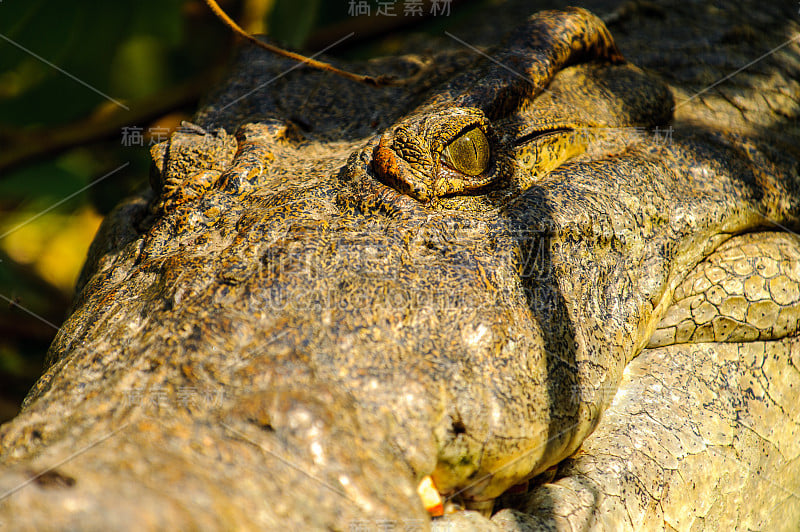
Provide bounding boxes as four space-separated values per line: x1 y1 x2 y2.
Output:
110 35 169 100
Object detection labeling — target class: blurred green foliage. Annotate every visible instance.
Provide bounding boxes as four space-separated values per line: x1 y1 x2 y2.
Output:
0 0 184 125
268 0 322 47
0 0 232 421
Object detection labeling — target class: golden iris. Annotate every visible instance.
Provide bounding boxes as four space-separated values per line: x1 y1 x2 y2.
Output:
441 128 490 176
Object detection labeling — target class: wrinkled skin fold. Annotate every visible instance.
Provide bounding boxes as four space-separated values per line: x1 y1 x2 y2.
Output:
1 1 799 531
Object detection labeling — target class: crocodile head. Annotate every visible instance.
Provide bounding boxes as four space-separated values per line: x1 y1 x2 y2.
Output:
1 5 799 531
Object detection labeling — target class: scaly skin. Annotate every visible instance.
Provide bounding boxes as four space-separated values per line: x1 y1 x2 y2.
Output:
1 2 799 530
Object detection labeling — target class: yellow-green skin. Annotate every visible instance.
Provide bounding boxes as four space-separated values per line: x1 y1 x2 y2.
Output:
1 2 799 531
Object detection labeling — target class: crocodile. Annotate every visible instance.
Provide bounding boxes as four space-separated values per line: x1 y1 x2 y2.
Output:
1 1 800 530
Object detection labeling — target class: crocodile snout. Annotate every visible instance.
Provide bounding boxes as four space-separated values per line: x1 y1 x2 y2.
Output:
0 383 427 531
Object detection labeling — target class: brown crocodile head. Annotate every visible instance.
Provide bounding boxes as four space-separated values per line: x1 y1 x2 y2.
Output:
1 5 799 531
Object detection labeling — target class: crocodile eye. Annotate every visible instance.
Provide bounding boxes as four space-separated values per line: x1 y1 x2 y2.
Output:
441 128 490 176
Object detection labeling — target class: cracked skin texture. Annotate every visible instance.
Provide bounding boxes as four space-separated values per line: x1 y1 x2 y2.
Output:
1 1 800 530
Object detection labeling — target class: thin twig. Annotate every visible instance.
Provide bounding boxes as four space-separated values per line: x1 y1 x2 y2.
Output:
203 0 398 87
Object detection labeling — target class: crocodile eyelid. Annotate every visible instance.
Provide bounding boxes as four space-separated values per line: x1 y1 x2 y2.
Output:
513 127 575 147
